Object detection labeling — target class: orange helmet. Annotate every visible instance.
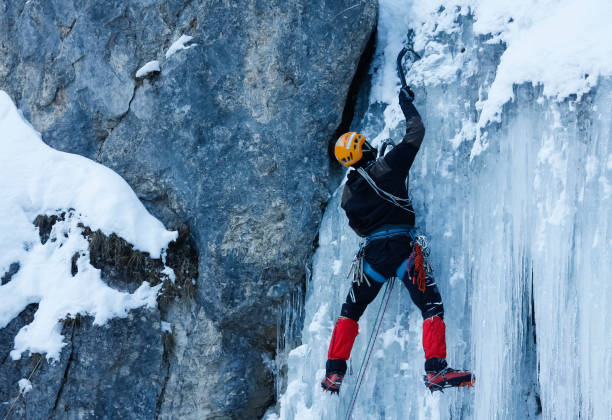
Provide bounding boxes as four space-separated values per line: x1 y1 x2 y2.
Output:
334 132 368 167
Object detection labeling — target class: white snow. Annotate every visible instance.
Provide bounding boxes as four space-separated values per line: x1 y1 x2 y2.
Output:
0 91 177 361
162 265 176 283
161 321 172 333
271 0 612 419
17 378 32 394
135 60 160 78
403 0 612 158
165 35 196 59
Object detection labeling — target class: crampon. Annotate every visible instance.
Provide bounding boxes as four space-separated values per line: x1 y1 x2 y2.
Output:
321 373 344 394
423 367 475 393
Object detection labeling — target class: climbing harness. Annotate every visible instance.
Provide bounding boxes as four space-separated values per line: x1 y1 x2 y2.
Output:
410 233 433 293
356 167 415 214
414 234 433 273
346 226 413 292
365 225 413 243
412 243 427 292
345 276 396 420
344 228 430 418
348 227 430 292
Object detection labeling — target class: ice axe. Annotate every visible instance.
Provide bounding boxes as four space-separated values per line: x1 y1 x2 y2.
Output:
396 30 421 100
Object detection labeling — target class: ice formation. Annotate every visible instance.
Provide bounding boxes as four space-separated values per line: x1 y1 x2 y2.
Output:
270 0 612 419
0 91 177 361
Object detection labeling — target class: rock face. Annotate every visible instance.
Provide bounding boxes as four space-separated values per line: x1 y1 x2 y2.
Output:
0 215 198 420
0 0 377 418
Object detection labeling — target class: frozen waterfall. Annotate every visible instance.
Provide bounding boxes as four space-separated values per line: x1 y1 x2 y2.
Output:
268 1 612 419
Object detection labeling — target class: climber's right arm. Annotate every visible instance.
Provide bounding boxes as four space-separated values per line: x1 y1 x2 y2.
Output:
381 90 425 178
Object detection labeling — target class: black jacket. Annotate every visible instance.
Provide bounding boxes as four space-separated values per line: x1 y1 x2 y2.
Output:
340 99 425 278
341 100 425 237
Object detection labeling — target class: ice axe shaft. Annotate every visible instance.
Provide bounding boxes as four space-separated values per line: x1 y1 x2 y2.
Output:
396 37 421 92
396 47 410 90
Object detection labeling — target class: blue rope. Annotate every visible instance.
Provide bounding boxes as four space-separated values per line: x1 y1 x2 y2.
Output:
345 277 396 420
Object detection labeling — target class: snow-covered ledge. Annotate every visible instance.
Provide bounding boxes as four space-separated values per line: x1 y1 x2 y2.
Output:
0 91 177 361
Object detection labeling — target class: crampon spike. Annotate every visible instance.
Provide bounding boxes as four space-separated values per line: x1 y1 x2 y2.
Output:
423 368 476 393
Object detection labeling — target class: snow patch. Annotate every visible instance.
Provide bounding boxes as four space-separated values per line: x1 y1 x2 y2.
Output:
473 0 612 129
162 266 176 283
165 35 196 58
18 378 32 394
135 60 160 78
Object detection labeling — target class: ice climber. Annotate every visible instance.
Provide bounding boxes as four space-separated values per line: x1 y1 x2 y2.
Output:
321 87 475 394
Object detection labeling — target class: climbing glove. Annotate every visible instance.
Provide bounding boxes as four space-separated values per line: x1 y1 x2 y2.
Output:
399 87 417 118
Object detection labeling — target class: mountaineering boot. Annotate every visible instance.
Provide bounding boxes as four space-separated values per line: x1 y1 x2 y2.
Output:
423 358 475 392
321 359 347 394
422 318 474 391
321 372 344 394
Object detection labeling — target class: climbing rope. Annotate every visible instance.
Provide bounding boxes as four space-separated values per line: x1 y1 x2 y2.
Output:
345 277 396 420
356 168 415 214
2 355 42 420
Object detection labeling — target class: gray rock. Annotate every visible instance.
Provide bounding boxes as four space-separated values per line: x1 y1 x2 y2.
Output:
1 215 197 420
0 0 377 418
0 309 166 420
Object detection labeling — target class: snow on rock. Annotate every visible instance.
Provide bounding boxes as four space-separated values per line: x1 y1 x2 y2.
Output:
165 35 196 58
135 60 160 78
0 92 176 257
161 265 176 283
0 91 177 361
17 378 32 394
